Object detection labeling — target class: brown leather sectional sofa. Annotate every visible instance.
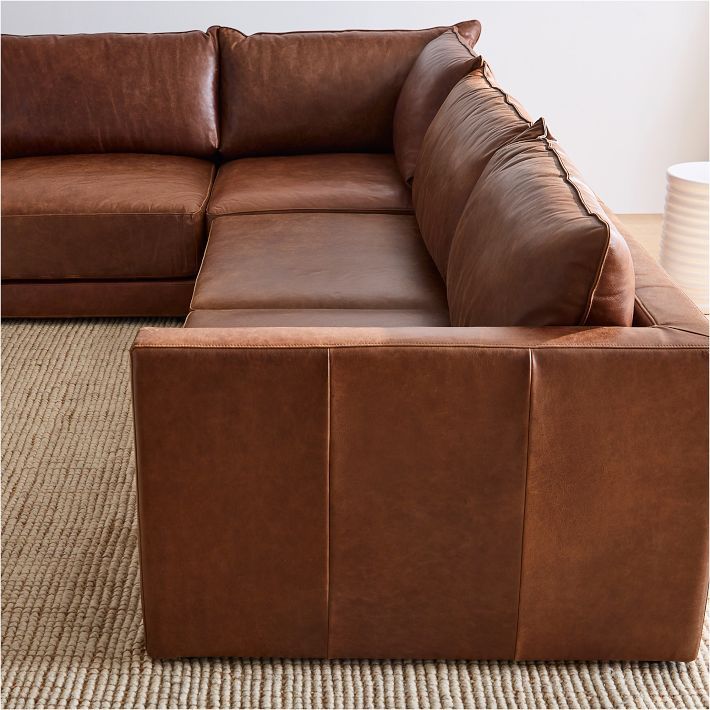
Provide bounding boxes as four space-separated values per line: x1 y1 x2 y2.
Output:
3 23 708 662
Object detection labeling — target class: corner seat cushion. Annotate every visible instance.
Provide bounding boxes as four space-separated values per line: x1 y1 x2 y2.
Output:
185 308 449 327
413 61 539 278
1 154 214 280
447 133 635 327
207 154 412 219
190 213 448 313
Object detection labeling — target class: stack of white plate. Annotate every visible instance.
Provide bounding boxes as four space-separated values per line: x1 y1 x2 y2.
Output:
660 162 709 314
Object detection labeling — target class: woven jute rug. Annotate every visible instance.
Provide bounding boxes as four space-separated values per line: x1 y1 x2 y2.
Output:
2 318 708 710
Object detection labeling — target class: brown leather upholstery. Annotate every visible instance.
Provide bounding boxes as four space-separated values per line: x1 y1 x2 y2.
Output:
131 319 707 660
1 31 218 158
185 308 449 327
413 62 538 277
217 26 447 158
447 133 635 327
1 279 194 318
132 338 330 658
190 213 448 313
207 154 411 219
393 24 482 184
2 154 214 280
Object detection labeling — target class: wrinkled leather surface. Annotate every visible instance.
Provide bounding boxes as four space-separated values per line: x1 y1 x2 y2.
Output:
132 323 707 660
447 136 635 327
218 26 446 158
393 25 482 184
2 31 218 158
190 213 448 312
132 342 329 658
413 62 537 277
185 308 449 327
207 154 411 218
2 279 194 318
2 154 214 280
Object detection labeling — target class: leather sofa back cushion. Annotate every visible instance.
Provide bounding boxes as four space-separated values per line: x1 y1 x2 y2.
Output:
393 21 482 184
447 134 636 327
412 62 537 278
1 31 219 158
218 26 447 158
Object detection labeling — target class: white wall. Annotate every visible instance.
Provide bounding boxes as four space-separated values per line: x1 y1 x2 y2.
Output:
2 0 708 213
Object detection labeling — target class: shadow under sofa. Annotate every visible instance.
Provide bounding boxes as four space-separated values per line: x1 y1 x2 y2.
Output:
2 23 708 662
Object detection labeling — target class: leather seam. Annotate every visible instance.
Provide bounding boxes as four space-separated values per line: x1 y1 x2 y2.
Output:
478 60 533 126
634 295 657 326
514 348 534 660
4 211 206 217
131 343 708 351
542 137 613 326
206 207 414 217
325 348 332 659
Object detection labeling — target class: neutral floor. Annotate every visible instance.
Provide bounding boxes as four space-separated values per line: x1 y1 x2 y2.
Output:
2 215 708 710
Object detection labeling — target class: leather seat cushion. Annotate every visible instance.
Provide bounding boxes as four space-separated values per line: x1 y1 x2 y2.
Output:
1 154 214 280
190 213 448 313
185 308 449 327
207 154 412 218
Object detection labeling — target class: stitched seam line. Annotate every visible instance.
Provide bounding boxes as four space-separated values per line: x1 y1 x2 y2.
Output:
514 348 534 659
634 295 657 326
542 137 613 326
325 348 332 659
479 60 532 125
132 343 707 351
451 26 480 59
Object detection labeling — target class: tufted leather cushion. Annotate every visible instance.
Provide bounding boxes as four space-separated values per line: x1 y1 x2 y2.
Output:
393 21 482 184
217 26 448 158
1 31 219 158
447 130 635 327
413 61 538 278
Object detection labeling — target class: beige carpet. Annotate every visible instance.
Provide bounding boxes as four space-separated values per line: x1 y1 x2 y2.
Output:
2 318 708 710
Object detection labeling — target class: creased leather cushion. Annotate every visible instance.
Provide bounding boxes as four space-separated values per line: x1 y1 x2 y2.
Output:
1 31 219 158
447 130 635 327
217 26 449 158
2 154 214 280
207 154 411 219
191 213 448 313
393 21 482 184
413 61 539 278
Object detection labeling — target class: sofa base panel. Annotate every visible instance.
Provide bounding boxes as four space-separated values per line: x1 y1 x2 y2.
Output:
1 279 195 318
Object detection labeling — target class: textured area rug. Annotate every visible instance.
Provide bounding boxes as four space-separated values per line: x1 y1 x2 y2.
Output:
2 319 708 710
